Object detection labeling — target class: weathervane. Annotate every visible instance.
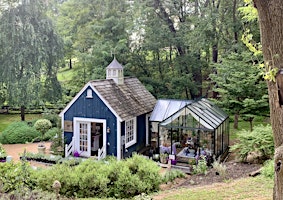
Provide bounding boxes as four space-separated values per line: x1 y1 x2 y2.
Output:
111 48 117 58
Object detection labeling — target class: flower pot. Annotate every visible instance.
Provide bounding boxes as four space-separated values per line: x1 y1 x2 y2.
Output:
160 156 168 164
171 159 177 165
38 146 46 154
152 154 160 161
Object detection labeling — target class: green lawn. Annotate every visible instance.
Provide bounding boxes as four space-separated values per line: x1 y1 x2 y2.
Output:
152 176 273 200
57 66 75 82
229 116 270 141
57 60 79 82
79 176 273 200
0 114 41 133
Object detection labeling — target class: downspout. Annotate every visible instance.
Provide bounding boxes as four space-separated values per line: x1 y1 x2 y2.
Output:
61 114 65 155
170 127 173 154
157 123 160 154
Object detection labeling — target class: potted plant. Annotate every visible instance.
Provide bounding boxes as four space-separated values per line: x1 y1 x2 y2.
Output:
73 150 80 157
160 153 168 164
34 119 52 154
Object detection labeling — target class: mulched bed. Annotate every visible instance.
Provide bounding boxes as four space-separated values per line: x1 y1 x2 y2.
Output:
162 161 263 190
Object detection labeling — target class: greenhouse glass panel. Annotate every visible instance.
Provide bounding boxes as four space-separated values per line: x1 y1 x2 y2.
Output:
187 106 217 129
150 99 192 122
151 98 229 163
150 100 170 122
201 98 227 115
198 99 227 120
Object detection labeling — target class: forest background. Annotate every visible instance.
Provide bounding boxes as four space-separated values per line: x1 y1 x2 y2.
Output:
0 0 268 128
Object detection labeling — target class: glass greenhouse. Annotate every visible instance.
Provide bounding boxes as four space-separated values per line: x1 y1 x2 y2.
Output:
150 98 229 164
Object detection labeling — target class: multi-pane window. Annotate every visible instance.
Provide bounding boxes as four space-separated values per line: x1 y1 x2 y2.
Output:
125 118 136 148
79 123 88 152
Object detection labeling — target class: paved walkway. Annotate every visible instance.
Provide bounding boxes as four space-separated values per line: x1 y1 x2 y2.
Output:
2 142 52 162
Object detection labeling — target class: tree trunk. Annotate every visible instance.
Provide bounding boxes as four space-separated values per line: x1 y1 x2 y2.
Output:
253 0 283 199
249 118 253 132
233 113 239 129
212 44 218 63
69 59 72 69
20 105 25 121
232 0 238 44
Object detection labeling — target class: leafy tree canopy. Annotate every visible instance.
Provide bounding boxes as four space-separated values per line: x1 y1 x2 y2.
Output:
0 0 64 108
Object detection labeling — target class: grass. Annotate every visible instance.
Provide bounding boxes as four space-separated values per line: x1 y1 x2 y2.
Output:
152 176 273 200
57 66 75 82
0 114 41 133
57 59 79 82
229 116 270 141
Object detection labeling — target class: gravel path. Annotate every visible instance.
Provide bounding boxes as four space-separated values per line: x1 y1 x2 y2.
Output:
3 142 52 162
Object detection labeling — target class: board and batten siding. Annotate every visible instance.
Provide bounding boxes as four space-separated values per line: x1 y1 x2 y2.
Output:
122 113 147 158
63 86 118 156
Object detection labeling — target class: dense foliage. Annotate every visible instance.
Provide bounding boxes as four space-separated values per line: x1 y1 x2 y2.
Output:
0 0 64 110
31 154 162 198
210 52 269 129
0 155 163 198
0 122 40 144
231 124 274 163
261 159 274 179
0 117 58 144
44 127 61 142
0 1 269 128
0 162 33 192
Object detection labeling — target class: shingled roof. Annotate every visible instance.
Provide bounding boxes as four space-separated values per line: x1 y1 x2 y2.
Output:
90 77 156 121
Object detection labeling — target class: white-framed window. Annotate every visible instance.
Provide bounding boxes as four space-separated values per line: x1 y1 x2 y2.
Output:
86 89 93 98
125 117 137 148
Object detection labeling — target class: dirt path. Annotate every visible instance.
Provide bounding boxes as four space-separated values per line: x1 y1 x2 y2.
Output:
2 142 52 162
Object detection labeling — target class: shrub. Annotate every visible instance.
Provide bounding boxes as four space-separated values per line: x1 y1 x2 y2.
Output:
0 161 33 192
0 143 6 158
42 113 60 128
193 155 208 175
261 159 274 179
44 127 61 141
34 119 52 141
230 124 274 163
162 169 186 183
49 129 64 156
212 157 227 178
124 154 162 194
33 155 162 199
0 122 40 144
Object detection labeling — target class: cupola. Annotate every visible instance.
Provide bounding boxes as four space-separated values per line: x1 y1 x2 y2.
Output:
106 57 124 85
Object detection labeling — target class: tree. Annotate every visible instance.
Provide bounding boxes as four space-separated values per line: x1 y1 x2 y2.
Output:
210 51 269 130
0 0 64 120
126 0 247 99
253 0 283 199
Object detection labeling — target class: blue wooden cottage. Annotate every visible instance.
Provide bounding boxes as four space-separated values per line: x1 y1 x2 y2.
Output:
59 58 156 160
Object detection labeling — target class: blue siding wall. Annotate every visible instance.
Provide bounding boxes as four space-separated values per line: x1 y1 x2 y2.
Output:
123 114 147 158
63 86 117 156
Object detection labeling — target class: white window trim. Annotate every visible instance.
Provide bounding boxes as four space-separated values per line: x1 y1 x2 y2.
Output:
125 117 137 148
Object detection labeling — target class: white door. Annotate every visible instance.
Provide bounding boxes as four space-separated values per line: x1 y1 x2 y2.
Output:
74 117 107 158
77 122 91 157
